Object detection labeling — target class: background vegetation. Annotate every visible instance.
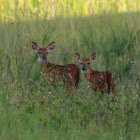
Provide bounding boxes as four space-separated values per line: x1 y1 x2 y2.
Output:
0 0 140 21
0 0 140 140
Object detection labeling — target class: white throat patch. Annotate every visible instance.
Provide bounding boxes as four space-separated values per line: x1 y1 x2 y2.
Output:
81 69 88 74
38 58 45 63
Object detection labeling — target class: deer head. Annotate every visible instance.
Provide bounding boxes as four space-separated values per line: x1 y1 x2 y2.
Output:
32 41 55 63
75 53 96 73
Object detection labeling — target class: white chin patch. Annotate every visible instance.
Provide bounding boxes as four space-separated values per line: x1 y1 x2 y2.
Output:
81 70 88 74
38 58 45 63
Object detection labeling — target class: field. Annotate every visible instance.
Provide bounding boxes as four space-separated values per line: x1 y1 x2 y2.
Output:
0 1 140 139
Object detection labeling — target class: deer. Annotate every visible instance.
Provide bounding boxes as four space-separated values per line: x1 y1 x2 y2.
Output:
32 42 80 92
75 52 115 96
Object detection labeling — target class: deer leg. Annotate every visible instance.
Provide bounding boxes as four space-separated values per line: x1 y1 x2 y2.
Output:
63 81 73 93
101 90 104 95
100 84 106 95
112 85 115 97
99 86 106 95
107 83 111 94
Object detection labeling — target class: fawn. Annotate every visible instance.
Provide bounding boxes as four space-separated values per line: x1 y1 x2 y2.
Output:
32 42 80 92
75 53 115 96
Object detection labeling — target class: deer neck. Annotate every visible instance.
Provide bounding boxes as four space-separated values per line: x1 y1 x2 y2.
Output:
84 67 93 81
40 60 51 72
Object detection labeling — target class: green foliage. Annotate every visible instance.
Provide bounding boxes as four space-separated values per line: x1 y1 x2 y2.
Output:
0 12 140 139
0 0 140 21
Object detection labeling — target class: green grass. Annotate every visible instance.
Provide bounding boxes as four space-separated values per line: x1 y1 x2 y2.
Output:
0 0 140 21
0 12 140 139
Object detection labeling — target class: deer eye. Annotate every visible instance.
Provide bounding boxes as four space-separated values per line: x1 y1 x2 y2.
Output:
87 63 90 65
38 52 41 54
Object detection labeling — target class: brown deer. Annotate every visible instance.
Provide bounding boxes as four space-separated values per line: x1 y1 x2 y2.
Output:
32 42 80 92
75 53 115 96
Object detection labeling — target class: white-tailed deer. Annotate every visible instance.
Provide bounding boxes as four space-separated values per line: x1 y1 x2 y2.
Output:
75 53 115 96
32 42 80 92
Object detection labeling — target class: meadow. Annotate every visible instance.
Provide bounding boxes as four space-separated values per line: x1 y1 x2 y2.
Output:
0 2 140 139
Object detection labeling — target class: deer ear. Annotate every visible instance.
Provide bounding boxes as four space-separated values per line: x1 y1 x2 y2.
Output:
32 42 39 51
75 53 83 62
90 53 96 61
46 42 55 52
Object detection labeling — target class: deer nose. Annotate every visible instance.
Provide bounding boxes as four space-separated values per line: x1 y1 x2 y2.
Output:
42 54 46 60
82 67 86 71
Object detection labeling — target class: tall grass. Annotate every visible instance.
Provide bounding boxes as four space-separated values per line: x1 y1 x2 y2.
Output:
0 0 140 21
0 12 140 139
